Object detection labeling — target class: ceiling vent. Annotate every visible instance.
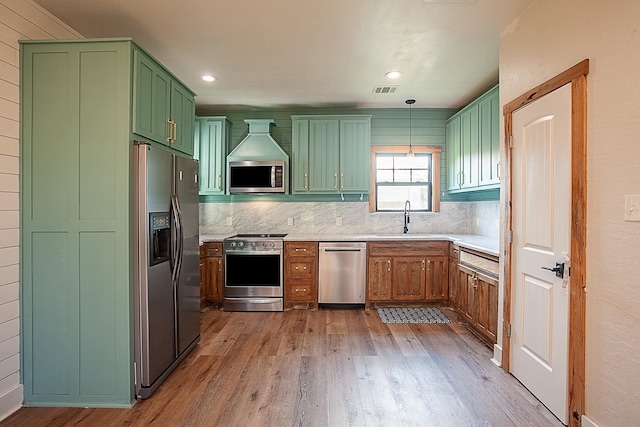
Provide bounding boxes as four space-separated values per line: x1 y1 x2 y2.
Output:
372 85 399 94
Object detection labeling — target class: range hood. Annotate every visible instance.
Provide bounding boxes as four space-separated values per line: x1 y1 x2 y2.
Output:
226 119 290 194
227 119 289 162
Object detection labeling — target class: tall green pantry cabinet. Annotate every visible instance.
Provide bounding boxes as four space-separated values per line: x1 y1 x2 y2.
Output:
20 39 196 407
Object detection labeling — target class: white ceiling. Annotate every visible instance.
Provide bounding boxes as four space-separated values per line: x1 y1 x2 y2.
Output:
33 0 534 110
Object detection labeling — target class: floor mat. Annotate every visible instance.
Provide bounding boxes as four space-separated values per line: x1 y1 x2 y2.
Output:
377 307 451 324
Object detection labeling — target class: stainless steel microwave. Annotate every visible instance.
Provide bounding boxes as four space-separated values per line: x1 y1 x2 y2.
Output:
228 160 286 194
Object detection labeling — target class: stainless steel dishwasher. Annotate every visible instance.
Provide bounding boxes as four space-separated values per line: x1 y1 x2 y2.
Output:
318 242 367 306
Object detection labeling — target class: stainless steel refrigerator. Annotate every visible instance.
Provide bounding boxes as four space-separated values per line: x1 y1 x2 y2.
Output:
133 142 200 399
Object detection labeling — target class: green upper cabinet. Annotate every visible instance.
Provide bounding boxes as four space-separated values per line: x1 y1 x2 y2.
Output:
132 49 195 155
292 115 371 194
446 85 499 193
195 116 230 195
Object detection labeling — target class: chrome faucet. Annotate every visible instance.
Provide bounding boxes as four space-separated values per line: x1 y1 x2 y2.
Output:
403 200 411 234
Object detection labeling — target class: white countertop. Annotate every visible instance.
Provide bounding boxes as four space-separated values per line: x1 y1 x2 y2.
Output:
201 233 499 256
283 233 499 256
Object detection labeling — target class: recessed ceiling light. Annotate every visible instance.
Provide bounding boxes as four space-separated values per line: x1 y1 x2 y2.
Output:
385 71 402 79
202 74 216 82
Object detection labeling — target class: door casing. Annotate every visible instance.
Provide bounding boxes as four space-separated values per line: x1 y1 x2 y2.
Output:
501 59 588 427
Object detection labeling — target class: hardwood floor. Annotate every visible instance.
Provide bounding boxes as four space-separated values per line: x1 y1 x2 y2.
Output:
3 308 562 427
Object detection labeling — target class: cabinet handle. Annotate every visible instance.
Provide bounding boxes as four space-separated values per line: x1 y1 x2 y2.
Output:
340 173 344 189
334 173 338 189
497 161 501 180
422 260 426 271
295 288 307 293
217 174 221 190
295 248 307 252
166 118 172 143
387 259 391 271
295 266 307 271
304 173 308 189
460 170 464 187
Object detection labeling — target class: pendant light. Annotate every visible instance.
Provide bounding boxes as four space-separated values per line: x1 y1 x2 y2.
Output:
406 99 416 157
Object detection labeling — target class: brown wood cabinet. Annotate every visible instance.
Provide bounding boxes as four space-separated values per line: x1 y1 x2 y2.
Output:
455 248 499 345
367 241 448 306
200 245 206 307
448 244 460 307
201 242 223 306
284 241 318 309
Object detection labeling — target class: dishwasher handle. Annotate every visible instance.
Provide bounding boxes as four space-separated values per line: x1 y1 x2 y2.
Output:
322 248 364 252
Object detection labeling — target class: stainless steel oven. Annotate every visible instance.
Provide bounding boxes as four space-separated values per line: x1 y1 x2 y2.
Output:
223 234 286 311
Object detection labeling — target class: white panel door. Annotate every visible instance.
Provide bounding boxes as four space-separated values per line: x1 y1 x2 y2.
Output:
511 83 571 424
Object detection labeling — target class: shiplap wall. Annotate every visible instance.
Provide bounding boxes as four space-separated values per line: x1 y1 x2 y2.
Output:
0 0 80 420
196 107 457 195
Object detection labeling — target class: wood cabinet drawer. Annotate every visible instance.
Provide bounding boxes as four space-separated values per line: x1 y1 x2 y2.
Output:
286 258 317 279
449 244 459 259
286 279 316 300
285 241 318 257
203 242 222 257
369 241 448 257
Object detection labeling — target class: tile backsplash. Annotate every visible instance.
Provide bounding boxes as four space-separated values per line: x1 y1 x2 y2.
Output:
200 200 499 238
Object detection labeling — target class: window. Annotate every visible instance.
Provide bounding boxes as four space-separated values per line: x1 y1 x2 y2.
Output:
369 146 441 212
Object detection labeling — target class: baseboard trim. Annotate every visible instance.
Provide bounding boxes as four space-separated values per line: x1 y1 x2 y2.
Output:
492 343 502 367
0 384 23 423
582 415 600 427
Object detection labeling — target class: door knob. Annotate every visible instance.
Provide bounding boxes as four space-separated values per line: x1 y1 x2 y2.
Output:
541 262 564 278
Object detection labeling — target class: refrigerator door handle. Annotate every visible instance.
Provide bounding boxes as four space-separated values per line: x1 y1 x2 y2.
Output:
174 194 184 279
170 195 181 283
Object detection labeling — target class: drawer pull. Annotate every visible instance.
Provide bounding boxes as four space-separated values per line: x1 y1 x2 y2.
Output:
295 248 307 252
294 288 307 293
295 266 307 271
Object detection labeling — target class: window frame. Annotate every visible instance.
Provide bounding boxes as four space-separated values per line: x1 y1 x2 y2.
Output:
369 145 441 213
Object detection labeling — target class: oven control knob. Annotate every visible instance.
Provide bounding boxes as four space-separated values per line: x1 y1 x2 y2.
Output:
238 241 244 247
269 242 275 248
229 242 236 247
250 241 256 248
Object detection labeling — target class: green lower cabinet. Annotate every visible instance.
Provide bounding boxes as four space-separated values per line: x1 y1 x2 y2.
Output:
291 115 371 194
20 38 193 407
195 117 230 195
446 84 500 193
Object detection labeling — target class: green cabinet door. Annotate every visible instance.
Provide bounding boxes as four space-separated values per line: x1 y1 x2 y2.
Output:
133 49 171 145
309 120 340 192
339 118 371 192
478 86 500 187
292 119 310 192
460 103 479 189
170 80 196 156
446 115 462 191
196 117 230 195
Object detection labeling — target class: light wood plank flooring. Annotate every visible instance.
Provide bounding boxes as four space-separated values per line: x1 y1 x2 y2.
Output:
3 307 562 426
